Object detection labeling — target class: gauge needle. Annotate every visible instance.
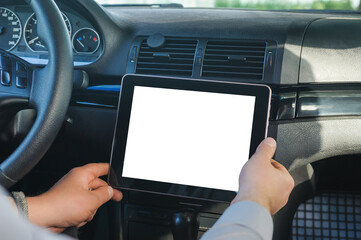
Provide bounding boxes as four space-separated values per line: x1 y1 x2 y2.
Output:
77 39 85 48
35 42 45 48
29 36 39 45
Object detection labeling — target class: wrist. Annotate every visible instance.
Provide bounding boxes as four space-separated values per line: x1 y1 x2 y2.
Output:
27 194 56 228
231 193 272 214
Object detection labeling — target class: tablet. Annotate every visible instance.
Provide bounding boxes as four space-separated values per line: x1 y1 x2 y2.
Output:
108 74 271 203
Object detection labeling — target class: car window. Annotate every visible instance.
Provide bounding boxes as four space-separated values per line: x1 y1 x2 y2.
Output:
95 0 361 11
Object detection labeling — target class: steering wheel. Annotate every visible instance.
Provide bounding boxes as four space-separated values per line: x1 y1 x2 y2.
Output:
0 0 73 188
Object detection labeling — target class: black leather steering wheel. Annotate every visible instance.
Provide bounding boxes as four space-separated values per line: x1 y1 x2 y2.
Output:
0 0 73 188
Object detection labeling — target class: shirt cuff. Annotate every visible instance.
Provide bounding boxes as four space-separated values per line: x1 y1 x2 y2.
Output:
11 191 28 219
213 201 273 240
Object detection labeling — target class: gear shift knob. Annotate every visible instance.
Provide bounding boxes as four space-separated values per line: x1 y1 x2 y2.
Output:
171 210 199 240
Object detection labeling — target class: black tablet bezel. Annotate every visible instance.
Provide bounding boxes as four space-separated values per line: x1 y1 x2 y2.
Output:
108 74 271 203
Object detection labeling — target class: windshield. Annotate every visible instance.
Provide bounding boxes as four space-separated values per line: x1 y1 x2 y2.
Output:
96 0 361 11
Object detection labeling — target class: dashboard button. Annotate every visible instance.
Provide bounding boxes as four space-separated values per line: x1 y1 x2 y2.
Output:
1 70 11 86
0 55 10 70
16 62 26 73
16 76 27 89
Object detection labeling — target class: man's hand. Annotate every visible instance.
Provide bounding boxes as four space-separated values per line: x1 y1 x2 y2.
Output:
231 138 294 215
27 163 123 229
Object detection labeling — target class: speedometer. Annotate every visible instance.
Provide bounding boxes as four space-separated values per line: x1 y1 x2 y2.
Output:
0 7 22 51
24 13 71 52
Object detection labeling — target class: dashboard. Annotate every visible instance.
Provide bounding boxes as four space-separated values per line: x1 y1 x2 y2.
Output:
0 2 102 66
84 6 361 171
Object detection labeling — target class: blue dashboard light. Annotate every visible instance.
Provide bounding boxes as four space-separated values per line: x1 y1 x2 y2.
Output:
87 85 121 92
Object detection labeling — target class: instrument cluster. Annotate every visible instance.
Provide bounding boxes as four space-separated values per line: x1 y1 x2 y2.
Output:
0 5 101 65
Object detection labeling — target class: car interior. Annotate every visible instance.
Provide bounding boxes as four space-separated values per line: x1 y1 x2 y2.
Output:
1 0 361 239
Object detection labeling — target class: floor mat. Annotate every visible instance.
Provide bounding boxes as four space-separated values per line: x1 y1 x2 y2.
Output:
292 192 361 240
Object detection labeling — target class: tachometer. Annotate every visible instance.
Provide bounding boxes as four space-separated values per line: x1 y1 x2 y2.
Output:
0 7 22 51
24 13 71 52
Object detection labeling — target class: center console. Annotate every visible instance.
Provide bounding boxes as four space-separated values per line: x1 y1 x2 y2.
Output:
120 191 227 240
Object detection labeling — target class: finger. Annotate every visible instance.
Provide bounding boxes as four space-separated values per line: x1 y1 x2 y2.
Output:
86 211 97 222
270 160 289 174
77 222 87 228
89 178 108 189
91 186 113 207
253 137 277 161
90 179 123 202
82 163 110 178
112 189 123 202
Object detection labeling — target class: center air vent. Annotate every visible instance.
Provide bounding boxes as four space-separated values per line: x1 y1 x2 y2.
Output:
136 38 197 77
202 40 267 80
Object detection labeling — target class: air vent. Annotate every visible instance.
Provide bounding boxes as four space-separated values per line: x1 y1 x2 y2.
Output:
202 40 267 80
136 38 197 77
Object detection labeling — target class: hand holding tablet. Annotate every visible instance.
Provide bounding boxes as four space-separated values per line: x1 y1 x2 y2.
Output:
108 74 271 202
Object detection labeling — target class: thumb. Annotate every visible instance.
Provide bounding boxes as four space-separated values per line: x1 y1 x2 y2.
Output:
91 186 113 207
252 137 277 161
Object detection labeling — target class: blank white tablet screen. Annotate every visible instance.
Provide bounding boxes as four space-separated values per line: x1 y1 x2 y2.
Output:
122 86 256 192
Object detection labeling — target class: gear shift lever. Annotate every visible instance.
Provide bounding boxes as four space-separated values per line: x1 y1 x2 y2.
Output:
171 210 199 240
